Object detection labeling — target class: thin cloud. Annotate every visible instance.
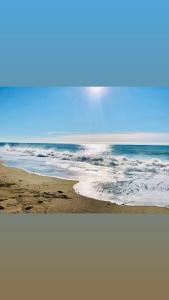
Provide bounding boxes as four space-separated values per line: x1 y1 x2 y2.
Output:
1 132 169 145
44 131 69 135
50 132 169 144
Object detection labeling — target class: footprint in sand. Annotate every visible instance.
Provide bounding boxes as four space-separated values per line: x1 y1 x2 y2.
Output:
25 206 33 211
58 191 64 194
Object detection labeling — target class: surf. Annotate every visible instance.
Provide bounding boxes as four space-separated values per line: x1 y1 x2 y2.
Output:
0 143 169 208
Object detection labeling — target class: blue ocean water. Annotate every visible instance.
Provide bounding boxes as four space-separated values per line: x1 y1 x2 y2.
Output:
111 144 169 159
0 143 169 207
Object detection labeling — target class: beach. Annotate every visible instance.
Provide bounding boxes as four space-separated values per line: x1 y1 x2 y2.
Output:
0 162 169 213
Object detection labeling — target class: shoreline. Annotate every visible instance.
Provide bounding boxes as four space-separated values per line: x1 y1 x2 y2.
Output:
0 162 169 213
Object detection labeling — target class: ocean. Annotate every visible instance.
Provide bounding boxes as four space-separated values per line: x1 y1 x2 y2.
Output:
0 142 169 207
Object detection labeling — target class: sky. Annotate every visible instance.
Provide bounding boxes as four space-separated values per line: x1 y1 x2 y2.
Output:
0 87 169 144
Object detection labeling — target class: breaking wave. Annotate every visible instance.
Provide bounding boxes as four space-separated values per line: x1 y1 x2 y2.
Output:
0 143 169 207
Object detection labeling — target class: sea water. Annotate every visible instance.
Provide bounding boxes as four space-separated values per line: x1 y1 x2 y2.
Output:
0 142 169 207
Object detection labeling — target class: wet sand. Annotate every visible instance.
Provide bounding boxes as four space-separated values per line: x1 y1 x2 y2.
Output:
0 162 169 213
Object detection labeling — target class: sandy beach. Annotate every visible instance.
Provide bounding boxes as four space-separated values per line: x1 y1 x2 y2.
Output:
0 162 168 213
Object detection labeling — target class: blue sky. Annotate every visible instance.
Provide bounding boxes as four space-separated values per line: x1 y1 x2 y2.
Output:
0 87 169 144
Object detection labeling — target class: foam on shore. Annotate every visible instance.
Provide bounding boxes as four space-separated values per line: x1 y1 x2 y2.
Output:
0 143 169 207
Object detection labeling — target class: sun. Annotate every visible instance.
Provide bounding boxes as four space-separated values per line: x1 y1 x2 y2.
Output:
86 87 108 99
88 87 105 95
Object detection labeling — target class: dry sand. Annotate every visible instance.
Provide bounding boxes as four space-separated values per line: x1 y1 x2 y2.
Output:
0 162 169 213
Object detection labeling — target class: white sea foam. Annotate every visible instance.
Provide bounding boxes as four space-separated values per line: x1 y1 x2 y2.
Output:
0 143 169 207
